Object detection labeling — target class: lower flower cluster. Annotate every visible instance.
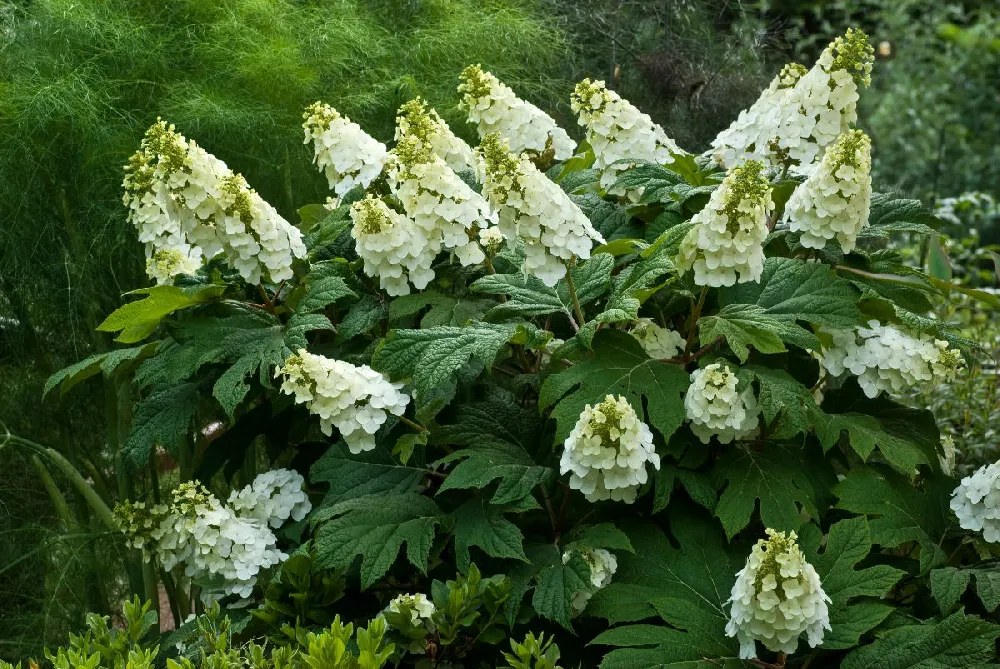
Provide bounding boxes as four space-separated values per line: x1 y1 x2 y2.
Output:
820 320 964 398
727 529 831 659
277 350 410 454
559 394 659 503
114 470 310 600
684 363 759 444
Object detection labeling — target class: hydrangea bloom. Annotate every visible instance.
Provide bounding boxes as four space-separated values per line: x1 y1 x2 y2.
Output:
629 318 685 359
562 547 618 612
819 320 964 398
303 101 388 198
727 529 831 659
951 462 1000 543
570 78 683 193
710 63 808 169
459 65 576 160
712 29 874 170
227 469 311 529
276 349 410 454
116 479 301 601
685 363 759 444
388 133 497 268
123 119 306 285
559 394 659 503
479 133 605 287
676 160 773 287
350 195 438 296
395 98 476 172
387 593 436 625
784 130 872 253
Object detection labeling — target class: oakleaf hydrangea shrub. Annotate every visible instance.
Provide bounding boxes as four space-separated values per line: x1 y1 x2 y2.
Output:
41 27 1000 668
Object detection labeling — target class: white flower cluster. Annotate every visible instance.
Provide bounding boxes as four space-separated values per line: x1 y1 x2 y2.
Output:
712 29 874 170
784 129 872 253
570 78 683 193
562 547 618 613
350 195 437 296
459 65 576 160
395 97 476 172
629 318 685 359
303 102 388 198
276 349 410 454
559 394 660 503
819 320 964 398
387 593 436 626
388 133 497 268
116 471 311 601
227 468 311 529
727 529 831 659
710 63 808 169
676 160 773 287
123 119 306 285
951 462 1000 543
479 133 605 286
685 363 759 444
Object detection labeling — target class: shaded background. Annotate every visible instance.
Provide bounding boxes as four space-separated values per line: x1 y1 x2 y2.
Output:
0 0 996 657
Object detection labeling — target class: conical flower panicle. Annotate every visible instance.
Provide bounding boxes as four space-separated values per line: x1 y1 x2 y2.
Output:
350 195 438 296
784 129 872 252
711 29 874 170
676 160 773 287
459 65 576 160
303 101 388 197
726 529 831 659
124 119 306 285
684 363 759 444
559 394 659 503
395 97 476 172
276 349 410 454
478 133 604 287
387 132 497 268
570 78 683 195
819 320 964 398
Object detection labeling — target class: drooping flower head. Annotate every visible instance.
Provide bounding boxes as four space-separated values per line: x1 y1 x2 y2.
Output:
629 318 685 360
784 129 872 252
227 469 312 529
726 529 831 659
951 462 1000 543
562 547 617 612
712 29 874 170
459 65 576 160
124 119 305 285
118 481 289 601
395 97 476 172
819 320 964 398
676 160 773 287
350 195 438 296
303 102 388 197
276 350 410 454
571 78 683 194
479 133 605 287
388 132 497 267
684 363 759 444
559 395 660 503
